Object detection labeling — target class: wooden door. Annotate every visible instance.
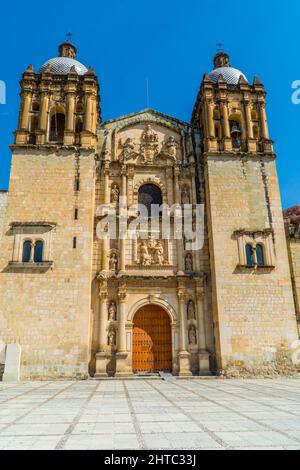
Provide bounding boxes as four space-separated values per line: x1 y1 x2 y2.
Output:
132 305 172 373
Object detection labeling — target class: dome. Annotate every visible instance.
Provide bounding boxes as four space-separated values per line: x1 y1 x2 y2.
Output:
208 51 248 85
208 66 248 85
39 57 88 75
39 41 88 76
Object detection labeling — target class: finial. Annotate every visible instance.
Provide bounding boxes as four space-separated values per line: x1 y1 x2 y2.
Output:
24 64 34 73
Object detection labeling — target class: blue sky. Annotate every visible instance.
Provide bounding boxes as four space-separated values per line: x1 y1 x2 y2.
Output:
0 0 299 208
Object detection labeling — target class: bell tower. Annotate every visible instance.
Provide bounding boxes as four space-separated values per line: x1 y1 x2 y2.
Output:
192 52 299 376
193 51 273 155
0 43 101 379
14 41 100 148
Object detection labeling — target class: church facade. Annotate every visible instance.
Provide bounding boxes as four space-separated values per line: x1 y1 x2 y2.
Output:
0 42 299 379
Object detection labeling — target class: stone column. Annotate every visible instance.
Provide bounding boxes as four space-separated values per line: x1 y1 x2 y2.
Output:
207 100 215 138
95 283 108 377
119 166 127 273
84 94 93 132
104 162 110 205
30 241 35 262
20 91 32 130
259 102 269 139
221 99 232 150
190 166 197 205
66 93 75 131
39 93 49 132
221 101 230 137
196 286 211 375
244 101 253 139
174 166 184 274
115 284 131 377
178 287 192 376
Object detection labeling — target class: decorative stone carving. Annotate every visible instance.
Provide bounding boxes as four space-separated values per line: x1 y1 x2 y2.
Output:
119 137 138 161
140 240 152 266
108 328 116 346
109 252 118 271
185 253 193 272
139 239 165 265
108 301 117 321
110 184 120 204
161 136 178 160
188 325 197 345
181 187 190 204
153 241 164 265
187 300 196 320
140 125 159 164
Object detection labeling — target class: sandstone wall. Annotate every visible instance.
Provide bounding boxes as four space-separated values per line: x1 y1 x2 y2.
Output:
205 154 299 376
0 148 95 379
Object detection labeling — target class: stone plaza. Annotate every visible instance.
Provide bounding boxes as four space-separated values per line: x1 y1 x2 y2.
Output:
1 377 300 450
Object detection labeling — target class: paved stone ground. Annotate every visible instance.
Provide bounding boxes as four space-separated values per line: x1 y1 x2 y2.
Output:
1 378 300 450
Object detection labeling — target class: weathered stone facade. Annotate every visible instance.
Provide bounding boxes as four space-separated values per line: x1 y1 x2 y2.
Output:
284 206 300 336
0 45 298 379
0 191 7 244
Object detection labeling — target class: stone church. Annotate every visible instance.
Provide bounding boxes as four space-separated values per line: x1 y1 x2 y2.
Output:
0 41 299 379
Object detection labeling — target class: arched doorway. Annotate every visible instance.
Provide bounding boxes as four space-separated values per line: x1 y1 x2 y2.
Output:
132 305 172 373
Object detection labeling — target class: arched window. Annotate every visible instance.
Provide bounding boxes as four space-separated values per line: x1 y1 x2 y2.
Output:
22 240 32 263
49 113 65 142
34 240 44 263
138 184 163 216
256 244 265 266
245 244 254 266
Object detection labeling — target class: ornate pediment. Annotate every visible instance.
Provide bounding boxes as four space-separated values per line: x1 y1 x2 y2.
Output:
118 124 179 166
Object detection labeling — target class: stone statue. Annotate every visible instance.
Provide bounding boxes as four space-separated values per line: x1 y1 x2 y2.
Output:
109 253 118 271
108 329 116 346
153 241 164 265
185 253 193 272
140 241 151 266
181 187 190 205
165 136 178 159
120 137 137 160
188 325 197 345
187 300 196 320
110 184 120 204
108 302 117 321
